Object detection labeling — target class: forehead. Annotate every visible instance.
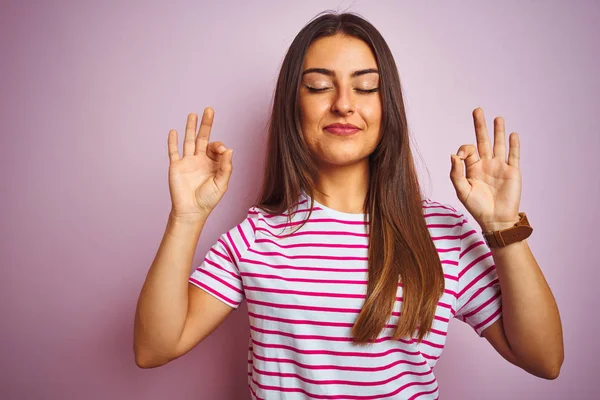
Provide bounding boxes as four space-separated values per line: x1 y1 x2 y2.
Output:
303 34 378 74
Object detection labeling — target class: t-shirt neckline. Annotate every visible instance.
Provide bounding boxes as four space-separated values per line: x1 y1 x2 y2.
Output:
300 190 368 221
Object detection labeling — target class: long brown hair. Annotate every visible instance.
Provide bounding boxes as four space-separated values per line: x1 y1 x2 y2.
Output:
254 11 444 344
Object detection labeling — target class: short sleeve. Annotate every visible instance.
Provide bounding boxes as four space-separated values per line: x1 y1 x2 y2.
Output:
188 211 257 309
454 214 503 336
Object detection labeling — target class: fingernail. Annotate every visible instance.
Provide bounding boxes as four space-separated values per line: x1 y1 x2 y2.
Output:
457 150 465 157
219 145 226 152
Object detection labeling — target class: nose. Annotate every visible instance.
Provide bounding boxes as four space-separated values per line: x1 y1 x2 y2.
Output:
331 84 355 116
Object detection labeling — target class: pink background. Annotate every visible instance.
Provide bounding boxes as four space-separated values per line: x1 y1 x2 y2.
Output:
1 1 597 398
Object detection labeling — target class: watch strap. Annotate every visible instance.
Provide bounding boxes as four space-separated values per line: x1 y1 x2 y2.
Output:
483 212 533 248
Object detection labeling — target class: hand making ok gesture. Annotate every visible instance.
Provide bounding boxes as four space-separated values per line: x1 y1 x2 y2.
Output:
450 107 522 232
167 107 234 219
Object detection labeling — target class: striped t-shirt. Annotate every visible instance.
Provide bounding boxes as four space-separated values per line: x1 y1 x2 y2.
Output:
188 192 502 399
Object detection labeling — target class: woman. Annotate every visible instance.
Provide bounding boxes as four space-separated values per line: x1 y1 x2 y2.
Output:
134 12 563 399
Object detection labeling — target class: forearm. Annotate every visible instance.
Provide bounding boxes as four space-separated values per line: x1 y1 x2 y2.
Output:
134 211 207 365
491 239 564 374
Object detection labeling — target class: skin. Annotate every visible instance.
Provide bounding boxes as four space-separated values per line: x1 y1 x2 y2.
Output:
298 34 382 213
450 110 564 379
298 33 564 379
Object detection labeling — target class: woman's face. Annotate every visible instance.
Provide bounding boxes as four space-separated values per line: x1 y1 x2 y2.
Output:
298 34 383 169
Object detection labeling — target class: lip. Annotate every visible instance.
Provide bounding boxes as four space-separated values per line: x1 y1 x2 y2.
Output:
323 123 360 136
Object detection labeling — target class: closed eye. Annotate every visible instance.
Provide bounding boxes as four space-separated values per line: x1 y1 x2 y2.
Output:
305 86 379 94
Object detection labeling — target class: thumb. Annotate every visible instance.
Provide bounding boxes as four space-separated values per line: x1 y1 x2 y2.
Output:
214 149 234 192
450 153 470 203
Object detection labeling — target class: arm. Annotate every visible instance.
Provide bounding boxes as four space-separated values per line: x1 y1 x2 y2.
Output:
133 213 234 368
134 108 236 368
482 239 563 379
449 107 563 379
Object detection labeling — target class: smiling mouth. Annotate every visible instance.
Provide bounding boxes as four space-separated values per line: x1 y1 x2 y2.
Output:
323 126 360 136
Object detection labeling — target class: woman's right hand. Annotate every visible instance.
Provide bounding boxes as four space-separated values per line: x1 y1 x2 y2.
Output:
167 107 233 219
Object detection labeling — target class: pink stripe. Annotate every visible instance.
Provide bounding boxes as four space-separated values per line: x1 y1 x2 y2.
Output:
251 338 421 358
247 217 256 233
255 226 368 239
251 351 427 372
209 247 231 263
460 228 479 240
422 203 457 213
239 243 451 258
241 257 369 273
248 311 439 337
422 199 457 212
474 308 502 331
245 285 369 299
255 237 368 249
258 216 368 229
226 231 242 259
250 375 436 400
247 298 418 318
250 325 415 346
444 288 457 298
195 268 243 294
408 387 440 400
248 298 360 313
189 277 238 306
203 258 241 281
426 221 464 229
459 279 500 316
243 271 457 289
238 224 250 249
429 327 447 337
251 364 432 387
442 260 459 266
247 205 323 219
218 238 238 269
424 212 462 219
436 246 461 253
248 384 263 400
458 251 493 279
248 248 368 261
457 264 496 298
459 239 485 259
241 272 367 285
420 352 440 361
464 290 501 319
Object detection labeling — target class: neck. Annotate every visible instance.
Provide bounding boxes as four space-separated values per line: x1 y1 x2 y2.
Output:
313 159 369 214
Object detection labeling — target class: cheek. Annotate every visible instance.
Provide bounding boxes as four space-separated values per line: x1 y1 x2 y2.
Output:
300 98 329 129
363 101 382 125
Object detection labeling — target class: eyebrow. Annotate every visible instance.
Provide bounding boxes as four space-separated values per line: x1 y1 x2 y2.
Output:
301 68 379 78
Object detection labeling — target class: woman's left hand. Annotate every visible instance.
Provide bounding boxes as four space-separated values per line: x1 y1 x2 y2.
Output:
450 107 522 232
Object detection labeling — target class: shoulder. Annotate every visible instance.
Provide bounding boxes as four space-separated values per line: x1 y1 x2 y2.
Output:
218 206 263 258
421 197 465 225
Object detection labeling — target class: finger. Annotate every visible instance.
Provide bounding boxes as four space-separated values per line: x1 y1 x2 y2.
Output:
214 149 234 192
183 113 198 157
456 144 479 169
168 129 180 163
195 107 215 155
206 141 227 162
473 107 493 160
493 116 507 161
450 154 470 203
507 132 520 169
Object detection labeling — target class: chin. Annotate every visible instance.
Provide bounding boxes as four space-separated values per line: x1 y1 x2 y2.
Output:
315 153 370 167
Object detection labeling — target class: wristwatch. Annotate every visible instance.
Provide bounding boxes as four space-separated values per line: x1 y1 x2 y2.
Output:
482 212 533 248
